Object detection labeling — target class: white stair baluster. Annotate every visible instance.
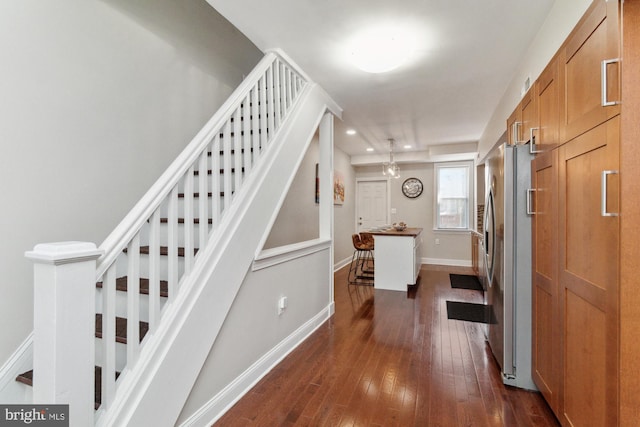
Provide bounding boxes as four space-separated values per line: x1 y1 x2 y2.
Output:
167 187 179 298
233 107 242 191
274 60 282 129
223 119 233 211
198 150 208 250
243 93 252 175
251 84 260 162
184 167 195 274
102 264 117 410
127 233 141 365
211 135 221 227
260 75 268 153
148 210 161 330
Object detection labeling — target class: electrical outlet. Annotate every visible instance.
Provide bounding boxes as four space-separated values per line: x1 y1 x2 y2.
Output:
391 208 397 214
435 238 440 245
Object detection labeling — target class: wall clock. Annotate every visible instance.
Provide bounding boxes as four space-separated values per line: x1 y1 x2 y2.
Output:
402 177 423 198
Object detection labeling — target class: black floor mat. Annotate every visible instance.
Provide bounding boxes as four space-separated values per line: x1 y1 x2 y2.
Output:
449 273 483 291
446 301 494 324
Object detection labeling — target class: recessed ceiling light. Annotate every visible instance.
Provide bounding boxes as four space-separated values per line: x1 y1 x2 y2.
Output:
366 147 374 152
348 26 416 74
346 129 357 135
404 145 412 149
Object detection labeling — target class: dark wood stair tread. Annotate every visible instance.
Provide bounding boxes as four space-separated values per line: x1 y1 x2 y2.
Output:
96 276 168 298
95 314 149 344
17 367 121 409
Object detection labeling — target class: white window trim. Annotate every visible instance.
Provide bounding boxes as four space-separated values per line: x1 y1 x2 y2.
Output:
433 160 474 231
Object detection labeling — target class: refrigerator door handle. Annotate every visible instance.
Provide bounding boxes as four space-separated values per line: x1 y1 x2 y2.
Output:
526 189 536 215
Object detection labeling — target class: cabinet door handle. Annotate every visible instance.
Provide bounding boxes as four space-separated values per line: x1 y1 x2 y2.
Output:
601 58 620 107
601 170 619 217
512 121 523 145
526 189 537 215
529 127 542 154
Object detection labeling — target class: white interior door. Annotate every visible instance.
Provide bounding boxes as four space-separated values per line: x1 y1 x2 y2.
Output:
356 180 388 231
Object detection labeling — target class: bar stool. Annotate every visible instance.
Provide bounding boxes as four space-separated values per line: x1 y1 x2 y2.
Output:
348 233 374 285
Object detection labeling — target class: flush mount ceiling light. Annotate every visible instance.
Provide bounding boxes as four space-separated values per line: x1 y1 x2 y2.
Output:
346 129 357 135
382 139 400 179
348 26 416 74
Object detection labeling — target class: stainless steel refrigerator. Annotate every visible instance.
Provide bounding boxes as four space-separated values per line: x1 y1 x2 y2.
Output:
483 142 536 390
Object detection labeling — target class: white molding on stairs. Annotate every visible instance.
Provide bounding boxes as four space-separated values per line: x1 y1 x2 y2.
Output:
0 333 33 404
177 304 333 427
252 238 331 271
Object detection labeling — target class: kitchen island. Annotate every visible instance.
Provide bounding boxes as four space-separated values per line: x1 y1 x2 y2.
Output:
368 227 423 292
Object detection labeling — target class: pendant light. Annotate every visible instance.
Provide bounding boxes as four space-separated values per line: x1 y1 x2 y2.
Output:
382 139 400 178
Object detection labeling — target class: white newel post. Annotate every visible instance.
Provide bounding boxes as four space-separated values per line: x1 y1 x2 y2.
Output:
25 242 103 427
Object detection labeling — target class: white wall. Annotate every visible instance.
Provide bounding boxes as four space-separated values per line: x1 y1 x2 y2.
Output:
355 163 471 266
0 0 262 367
477 0 592 160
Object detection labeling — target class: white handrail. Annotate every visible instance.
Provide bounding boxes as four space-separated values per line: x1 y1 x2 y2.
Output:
96 52 283 276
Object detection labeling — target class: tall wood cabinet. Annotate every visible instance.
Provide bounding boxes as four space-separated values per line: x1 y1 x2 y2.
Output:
521 0 640 424
558 116 619 426
531 150 559 413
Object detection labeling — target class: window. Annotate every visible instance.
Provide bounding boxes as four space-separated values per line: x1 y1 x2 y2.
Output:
435 162 473 230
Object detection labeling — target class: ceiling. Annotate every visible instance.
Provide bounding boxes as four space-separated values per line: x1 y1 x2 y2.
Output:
207 0 555 164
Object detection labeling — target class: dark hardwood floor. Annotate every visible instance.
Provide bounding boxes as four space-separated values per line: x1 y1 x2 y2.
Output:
214 264 559 426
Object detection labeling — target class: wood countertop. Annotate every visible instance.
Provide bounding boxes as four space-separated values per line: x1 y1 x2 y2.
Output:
365 227 423 237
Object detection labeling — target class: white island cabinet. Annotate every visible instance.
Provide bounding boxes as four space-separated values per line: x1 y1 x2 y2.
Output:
370 228 423 292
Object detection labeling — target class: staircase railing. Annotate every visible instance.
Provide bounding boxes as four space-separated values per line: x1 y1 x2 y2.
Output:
27 50 310 424
95 51 308 413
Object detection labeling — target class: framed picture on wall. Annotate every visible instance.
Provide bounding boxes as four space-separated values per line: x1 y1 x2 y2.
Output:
315 163 320 204
334 171 345 205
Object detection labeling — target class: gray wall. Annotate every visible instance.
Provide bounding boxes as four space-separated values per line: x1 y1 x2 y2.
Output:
264 136 320 249
332 146 357 267
0 0 262 367
356 163 471 266
263 136 356 268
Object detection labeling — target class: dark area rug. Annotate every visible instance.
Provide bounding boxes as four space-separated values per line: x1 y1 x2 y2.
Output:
449 273 483 291
446 301 495 324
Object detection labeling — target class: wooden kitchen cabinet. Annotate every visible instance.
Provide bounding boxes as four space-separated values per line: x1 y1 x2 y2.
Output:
520 86 537 146
535 56 561 153
526 1 631 424
560 0 620 143
530 149 559 413
506 105 521 146
558 116 619 427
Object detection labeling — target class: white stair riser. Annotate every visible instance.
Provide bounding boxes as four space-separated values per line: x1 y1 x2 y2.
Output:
137 221 211 248
95 289 168 323
157 196 222 218
113 253 186 282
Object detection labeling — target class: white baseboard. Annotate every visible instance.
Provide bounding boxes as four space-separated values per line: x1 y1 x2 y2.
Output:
423 257 472 268
333 256 351 272
0 333 34 404
178 304 333 427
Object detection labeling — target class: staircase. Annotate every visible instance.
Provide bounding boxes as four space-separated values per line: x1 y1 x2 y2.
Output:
16 50 341 426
